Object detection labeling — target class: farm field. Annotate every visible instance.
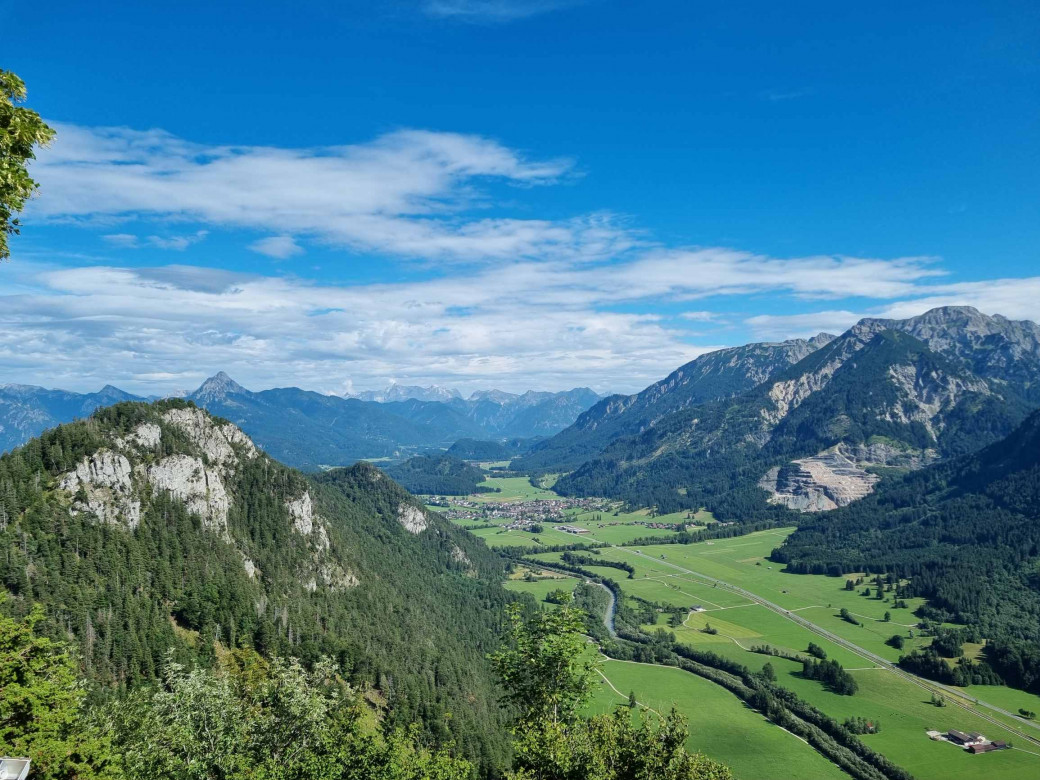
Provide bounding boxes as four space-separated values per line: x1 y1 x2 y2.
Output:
503 566 577 605
964 684 1040 719
461 480 1040 778
589 658 850 780
468 524 580 548
588 534 1040 780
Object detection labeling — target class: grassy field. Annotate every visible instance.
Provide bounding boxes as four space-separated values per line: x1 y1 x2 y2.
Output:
454 476 1040 779
591 530 933 660
468 524 582 548
503 565 577 606
584 533 1040 780
475 475 559 501
589 658 850 780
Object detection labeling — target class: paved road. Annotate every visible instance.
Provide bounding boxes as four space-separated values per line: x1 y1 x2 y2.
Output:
598 542 1040 751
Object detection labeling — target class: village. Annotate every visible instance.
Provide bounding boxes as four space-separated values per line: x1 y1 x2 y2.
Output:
425 495 613 526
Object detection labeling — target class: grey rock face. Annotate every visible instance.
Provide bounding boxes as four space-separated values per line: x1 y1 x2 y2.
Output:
59 449 141 528
148 454 230 535
397 503 429 534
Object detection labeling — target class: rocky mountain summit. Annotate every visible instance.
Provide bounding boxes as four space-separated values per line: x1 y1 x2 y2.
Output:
516 333 835 471
50 402 355 589
550 307 1039 516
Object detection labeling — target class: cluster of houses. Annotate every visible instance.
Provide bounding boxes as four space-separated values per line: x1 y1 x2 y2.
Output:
428 496 612 526
927 729 1010 754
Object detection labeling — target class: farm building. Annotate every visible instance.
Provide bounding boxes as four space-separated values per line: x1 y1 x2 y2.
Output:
968 741 1008 754
947 730 983 745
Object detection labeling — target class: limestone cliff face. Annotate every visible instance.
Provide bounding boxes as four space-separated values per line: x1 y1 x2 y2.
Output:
148 454 230 535
160 406 257 466
59 449 141 528
397 503 429 534
53 402 358 588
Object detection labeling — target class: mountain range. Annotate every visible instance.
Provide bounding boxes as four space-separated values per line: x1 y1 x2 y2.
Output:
522 307 1040 516
0 374 602 470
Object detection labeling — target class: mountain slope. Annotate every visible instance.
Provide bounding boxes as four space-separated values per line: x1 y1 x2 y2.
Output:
0 383 143 453
772 408 1040 692
186 373 481 469
0 400 513 770
555 318 1032 516
514 334 834 471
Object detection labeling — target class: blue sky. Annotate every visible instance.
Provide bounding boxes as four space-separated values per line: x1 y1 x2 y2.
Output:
2 0 1038 395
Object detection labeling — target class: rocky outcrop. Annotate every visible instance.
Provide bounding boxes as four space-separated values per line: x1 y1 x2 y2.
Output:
59 449 141 528
115 422 161 450
397 503 429 534
763 357 846 426
285 491 331 550
286 492 315 535
161 407 256 466
760 442 938 512
148 454 230 535
883 362 990 436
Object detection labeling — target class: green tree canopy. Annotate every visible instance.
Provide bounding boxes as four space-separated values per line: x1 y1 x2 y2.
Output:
1 69 55 260
0 601 115 780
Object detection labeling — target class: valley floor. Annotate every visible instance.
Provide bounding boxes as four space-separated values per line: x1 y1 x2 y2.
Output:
440 472 1040 780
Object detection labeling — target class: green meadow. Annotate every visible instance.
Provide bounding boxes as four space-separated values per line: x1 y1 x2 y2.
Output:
589 658 849 780
590 532 1040 780
503 565 578 606
464 479 1040 778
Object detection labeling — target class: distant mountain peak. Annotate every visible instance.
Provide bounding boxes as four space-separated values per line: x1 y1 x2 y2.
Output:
192 372 248 401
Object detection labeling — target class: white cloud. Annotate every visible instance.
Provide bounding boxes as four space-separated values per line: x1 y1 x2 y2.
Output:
101 230 208 251
744 277 1040 341
0 248 996 396
422 0 581 21
102 233 140 248
31 124 610 264
745 310 862 340
249 235 304 259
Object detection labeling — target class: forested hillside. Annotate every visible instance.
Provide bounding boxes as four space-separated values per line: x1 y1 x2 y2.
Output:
773 408 1040 693
0 400 515 771
551 309 1037 516
384 453 491 495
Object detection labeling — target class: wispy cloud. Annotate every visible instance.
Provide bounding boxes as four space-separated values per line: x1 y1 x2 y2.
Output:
422 0 582 22
102 230 209 251
32 124 617 264
249 235 304 260
745 277 1040 341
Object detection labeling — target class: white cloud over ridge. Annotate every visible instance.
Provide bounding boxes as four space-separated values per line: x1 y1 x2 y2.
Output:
3 248 1022 396
12 122 1040 396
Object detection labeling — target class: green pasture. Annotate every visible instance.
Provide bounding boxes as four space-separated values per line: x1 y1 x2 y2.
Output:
468 525 579 548
595 532 1040 780
590 659 849 780
472 476 559 501
503 567 577 606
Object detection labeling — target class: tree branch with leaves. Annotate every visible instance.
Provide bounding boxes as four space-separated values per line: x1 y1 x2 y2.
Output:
1 69 55 260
